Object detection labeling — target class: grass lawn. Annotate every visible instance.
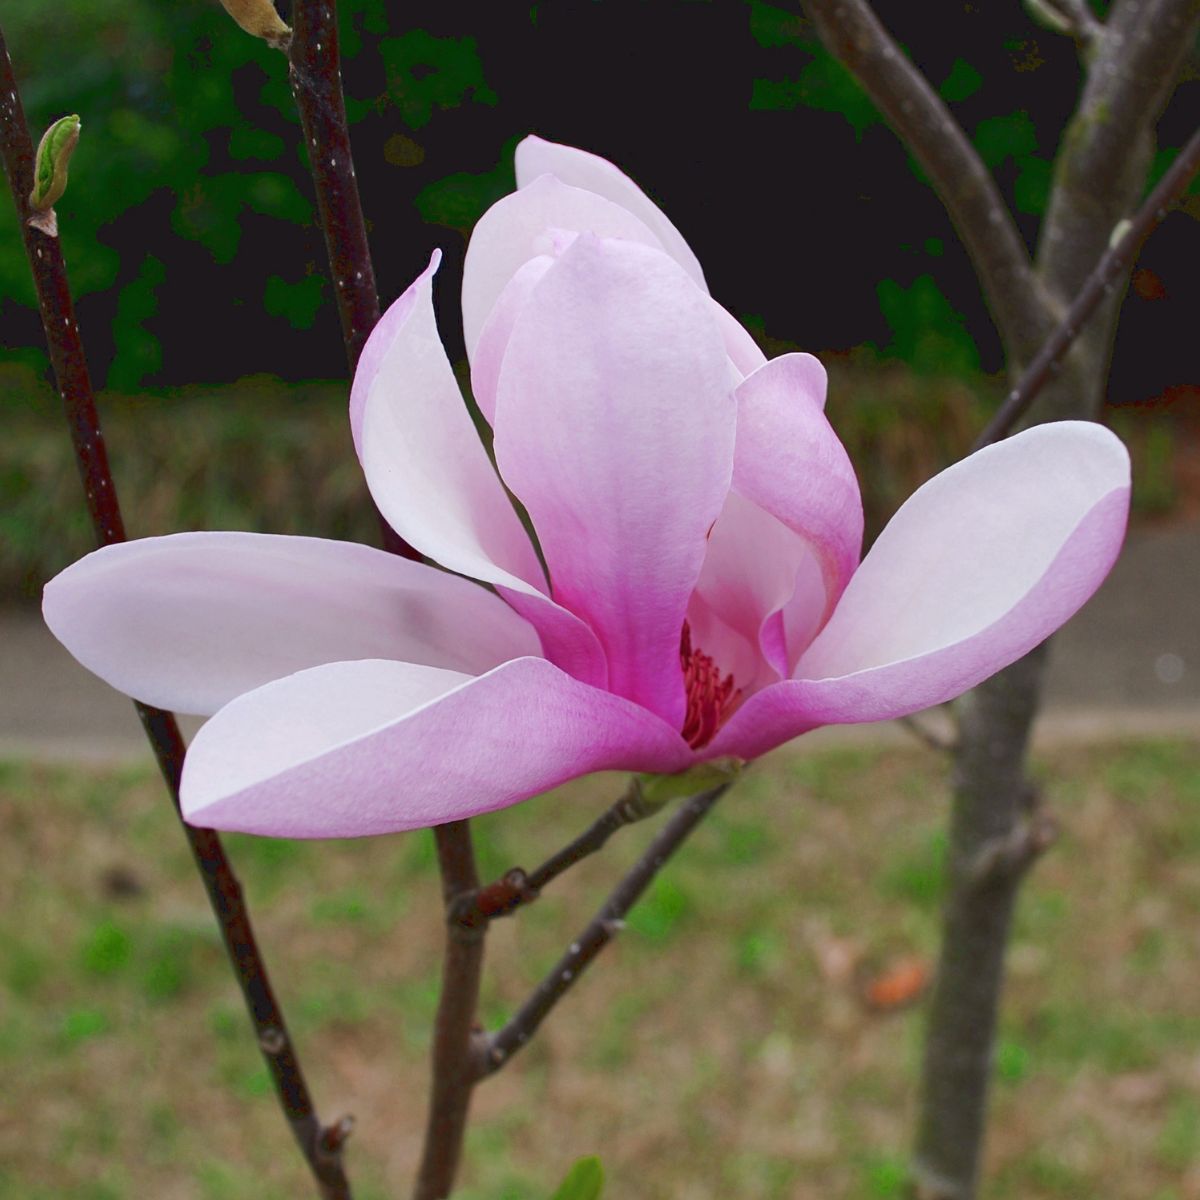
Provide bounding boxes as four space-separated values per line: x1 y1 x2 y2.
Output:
2 738 1199 1199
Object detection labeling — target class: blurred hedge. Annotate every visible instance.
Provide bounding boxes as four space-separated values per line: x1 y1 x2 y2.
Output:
2 357 1185 605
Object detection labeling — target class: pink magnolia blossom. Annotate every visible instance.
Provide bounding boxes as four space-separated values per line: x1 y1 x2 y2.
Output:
44 137 1131 838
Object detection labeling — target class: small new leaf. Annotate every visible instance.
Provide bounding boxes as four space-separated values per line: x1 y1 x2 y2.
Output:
29 113 80 214
219 0 292 51
550 1156 604 1200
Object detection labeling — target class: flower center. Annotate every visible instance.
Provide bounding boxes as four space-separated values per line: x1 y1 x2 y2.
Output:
680 621 741 749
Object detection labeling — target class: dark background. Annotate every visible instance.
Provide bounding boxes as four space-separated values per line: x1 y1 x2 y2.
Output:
1 0 1196 401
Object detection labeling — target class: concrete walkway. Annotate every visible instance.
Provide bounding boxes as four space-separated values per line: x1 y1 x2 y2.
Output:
3 521 1198 763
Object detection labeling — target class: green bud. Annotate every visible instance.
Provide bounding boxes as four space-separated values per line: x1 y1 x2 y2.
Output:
29 113 80 214
630 757 743 816
219 0 292 51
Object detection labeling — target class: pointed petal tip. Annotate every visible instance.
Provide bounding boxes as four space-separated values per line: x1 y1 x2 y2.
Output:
350 249 444 455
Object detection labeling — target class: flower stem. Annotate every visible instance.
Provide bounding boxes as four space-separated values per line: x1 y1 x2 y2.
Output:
0 28 351 1200
479 783 732 1076
286 0 419 560
414 822 488 1200
449 778 665 928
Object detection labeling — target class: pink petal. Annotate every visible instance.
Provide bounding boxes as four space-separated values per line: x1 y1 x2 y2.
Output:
515 135 707 292
712 301 768 379
348 252 436 458
42 533 541 716
181 657 693 837
358 253 607 686
732 353 863 627
692 490 813 683
461 173 662 360
470 253 554 426
493 235 736 727
471 256 761 429
706 422 1131 761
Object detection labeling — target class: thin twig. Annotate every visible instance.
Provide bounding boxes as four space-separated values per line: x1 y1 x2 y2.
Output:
413 823 487 1200
286 0 419 560
0 29 351 1200
1028 0 1103 51
802 0 1052 364
449 778 665 928
479 783 732 1077
974 122 1200 449
898 714 955 755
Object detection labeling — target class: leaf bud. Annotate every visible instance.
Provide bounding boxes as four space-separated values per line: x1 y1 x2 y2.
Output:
218 0 292 51
29 113 80 214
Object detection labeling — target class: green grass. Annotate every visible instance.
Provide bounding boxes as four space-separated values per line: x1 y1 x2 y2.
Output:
2 739 1199 1197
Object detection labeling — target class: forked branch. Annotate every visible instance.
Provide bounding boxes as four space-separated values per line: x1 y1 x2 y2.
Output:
975 123 1200 449
480 783 732 1075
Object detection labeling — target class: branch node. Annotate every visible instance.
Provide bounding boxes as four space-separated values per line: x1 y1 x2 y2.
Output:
258 1025 286 1055
317 1113 355 1158
966 812 1058 889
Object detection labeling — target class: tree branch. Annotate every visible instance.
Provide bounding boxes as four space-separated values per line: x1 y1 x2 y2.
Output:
974 122 1200 449
801 0 1052 363
0 31 351 1200
286 0 419 560
479 783 732 1077
1026 0 1103 54
1043 0 1200 253
413 822 487 1200
915 6 1200 1193
449 777 670 928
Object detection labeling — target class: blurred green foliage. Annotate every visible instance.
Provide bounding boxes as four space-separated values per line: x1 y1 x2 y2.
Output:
550 1157 604 1200
0 0 499 386
749 1 881 139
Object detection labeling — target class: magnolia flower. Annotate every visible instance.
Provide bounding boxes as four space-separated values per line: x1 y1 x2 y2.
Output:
44 137 1131 838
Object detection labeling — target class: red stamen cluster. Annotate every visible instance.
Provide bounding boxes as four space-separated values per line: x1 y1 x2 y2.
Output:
680 620 740 749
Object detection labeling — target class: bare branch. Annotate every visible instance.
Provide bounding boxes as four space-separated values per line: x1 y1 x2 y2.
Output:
449 778 668 929
479 783 732 1077
287 0 419 561
1045 0 1200 256
898 714 955 755
1025 0 1103 54
0 31 351 1200
413 822 487 1200
975 122 1200 449
800 0 1052 363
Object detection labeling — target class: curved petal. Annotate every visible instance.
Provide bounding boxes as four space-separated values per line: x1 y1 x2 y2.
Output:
692 490 812 682
181 657 694 837
732 353 863 620
358 254 607 686
42 533 541 716
461 173 663 360
712 302 768 379
471 252 759 427
706 422 1131 761
515 135 707 292
348 251 438 458
493 235 736 727
470 253 554 426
